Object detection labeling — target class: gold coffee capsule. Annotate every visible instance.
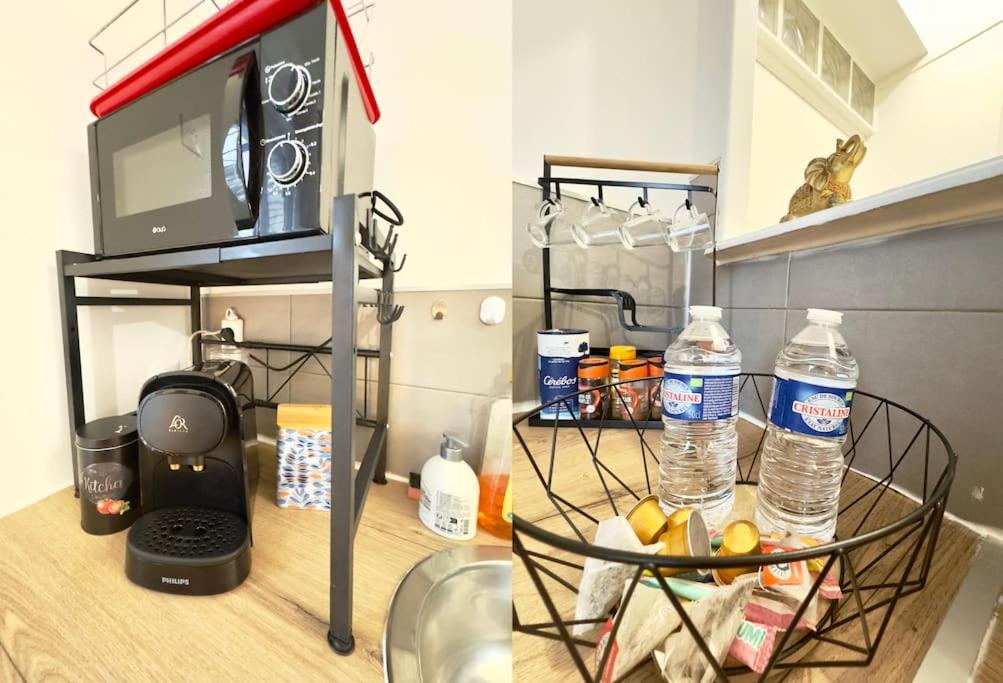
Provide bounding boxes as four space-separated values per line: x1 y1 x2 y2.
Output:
666 507 694 530
655 510 711 577
798 536 828 574
626 495 669 545
711 519 762 585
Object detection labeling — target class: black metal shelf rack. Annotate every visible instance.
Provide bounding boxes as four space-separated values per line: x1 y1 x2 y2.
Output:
530 155 720 430
56 194 393 655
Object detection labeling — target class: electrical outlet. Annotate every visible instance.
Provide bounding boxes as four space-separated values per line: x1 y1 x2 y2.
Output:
221 307 244 342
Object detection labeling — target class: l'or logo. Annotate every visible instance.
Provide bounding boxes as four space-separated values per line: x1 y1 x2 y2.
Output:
168 415 189 433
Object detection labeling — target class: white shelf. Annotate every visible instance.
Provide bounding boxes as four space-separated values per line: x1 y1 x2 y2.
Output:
717 156 1003 263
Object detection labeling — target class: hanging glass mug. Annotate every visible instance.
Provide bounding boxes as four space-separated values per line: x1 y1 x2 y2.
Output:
571 198 622 248
668 201 714 252
526 197 576 248
618 199 671 249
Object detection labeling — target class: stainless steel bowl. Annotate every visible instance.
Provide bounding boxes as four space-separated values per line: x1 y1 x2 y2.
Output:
383 545 512 682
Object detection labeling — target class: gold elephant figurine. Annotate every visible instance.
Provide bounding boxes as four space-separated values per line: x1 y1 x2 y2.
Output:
781 134 867 222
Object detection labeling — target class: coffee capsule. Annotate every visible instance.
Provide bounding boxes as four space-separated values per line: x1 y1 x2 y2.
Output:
666 507 694 530
626 495 669 545
712 519 762 585
655 510 711 577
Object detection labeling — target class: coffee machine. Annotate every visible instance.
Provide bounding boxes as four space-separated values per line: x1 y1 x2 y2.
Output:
126 360 257 595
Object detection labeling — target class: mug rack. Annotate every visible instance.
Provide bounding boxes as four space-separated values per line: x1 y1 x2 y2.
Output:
531 155 719 430
56 192 401 656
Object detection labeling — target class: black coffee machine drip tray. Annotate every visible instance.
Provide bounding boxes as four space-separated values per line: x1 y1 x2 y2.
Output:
125 506 250 595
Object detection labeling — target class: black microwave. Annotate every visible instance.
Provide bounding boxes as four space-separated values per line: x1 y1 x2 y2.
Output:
88 2 376 257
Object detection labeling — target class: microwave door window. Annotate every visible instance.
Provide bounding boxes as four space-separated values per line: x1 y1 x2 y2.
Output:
112 113 212 218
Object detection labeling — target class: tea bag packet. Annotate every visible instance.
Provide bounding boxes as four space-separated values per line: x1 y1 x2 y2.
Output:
594 577 685 682
758 546 818 625
657 580 753 683
574 516 662 636
745 589 822 631
783 535 843 600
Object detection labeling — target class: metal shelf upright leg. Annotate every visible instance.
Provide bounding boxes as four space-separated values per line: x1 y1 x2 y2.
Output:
328 194 359 655
190 285 202 364
56 250 87 497
373 266 393 485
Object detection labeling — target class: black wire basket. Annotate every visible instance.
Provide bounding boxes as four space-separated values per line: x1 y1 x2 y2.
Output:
513 374 957 682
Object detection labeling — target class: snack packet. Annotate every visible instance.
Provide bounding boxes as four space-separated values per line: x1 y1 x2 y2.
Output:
574 516 663 636
594 577 684 682
728 619 777 674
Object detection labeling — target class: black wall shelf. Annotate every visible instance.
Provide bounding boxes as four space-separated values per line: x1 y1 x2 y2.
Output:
534 155 719 429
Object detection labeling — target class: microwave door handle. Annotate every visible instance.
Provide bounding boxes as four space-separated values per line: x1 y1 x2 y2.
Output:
221 52 257 230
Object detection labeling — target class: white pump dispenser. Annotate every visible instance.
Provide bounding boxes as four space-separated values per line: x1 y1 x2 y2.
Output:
418 434 480 540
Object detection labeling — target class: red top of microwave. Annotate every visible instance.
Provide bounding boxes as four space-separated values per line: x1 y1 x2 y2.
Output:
89 0 380 123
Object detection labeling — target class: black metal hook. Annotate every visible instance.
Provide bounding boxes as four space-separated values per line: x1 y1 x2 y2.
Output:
375 288 404 325
359 190 404 227
393 253 407 272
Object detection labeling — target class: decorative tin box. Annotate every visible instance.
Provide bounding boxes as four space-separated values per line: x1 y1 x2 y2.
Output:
276 404 332 510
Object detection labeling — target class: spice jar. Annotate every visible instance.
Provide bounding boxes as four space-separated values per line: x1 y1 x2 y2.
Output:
608 345 637 384
647 355 665 418
578 357 610 419
612 358 650 421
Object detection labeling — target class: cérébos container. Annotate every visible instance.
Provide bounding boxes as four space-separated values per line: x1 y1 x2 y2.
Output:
537 329 590 420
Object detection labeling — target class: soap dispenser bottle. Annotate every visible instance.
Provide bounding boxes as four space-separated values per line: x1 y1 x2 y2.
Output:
419 434 480 541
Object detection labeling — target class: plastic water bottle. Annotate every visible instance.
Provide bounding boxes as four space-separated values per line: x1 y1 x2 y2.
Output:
755 309 859 540
658 305 741 531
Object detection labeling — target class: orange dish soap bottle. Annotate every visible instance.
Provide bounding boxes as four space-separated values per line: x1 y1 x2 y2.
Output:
478 397 512 539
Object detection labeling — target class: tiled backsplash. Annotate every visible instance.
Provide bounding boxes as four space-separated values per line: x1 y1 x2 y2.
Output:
720 217 1003 530
204 288 511 480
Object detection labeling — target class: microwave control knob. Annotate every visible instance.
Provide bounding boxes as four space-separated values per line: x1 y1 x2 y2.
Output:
267 140 309 186
268 63 311 114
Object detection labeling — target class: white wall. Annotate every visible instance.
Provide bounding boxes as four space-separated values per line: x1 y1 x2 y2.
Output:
853 22 1003 198
0 1 513 518
741 8 1003 237
513 0 734 213
0 1 191 518
370 0 512 291
746 63 846 229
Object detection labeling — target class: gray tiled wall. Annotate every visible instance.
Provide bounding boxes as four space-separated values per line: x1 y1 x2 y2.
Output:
513 181 718 404
204 288 511 479
515 173 1002 529
717 218 1003 530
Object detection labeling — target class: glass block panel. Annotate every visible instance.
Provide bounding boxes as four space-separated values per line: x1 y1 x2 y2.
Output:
821 29 850 100
759 0 779 33
851 63 875 123
782 0 820 70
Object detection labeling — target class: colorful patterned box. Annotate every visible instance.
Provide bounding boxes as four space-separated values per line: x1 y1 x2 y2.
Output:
276 404 332 510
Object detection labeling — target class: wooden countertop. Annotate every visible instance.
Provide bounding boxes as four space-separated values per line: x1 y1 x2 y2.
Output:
0 447 507 682
513 420 979 682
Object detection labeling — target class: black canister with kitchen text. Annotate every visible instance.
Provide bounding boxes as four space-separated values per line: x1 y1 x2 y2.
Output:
76 414 140 534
